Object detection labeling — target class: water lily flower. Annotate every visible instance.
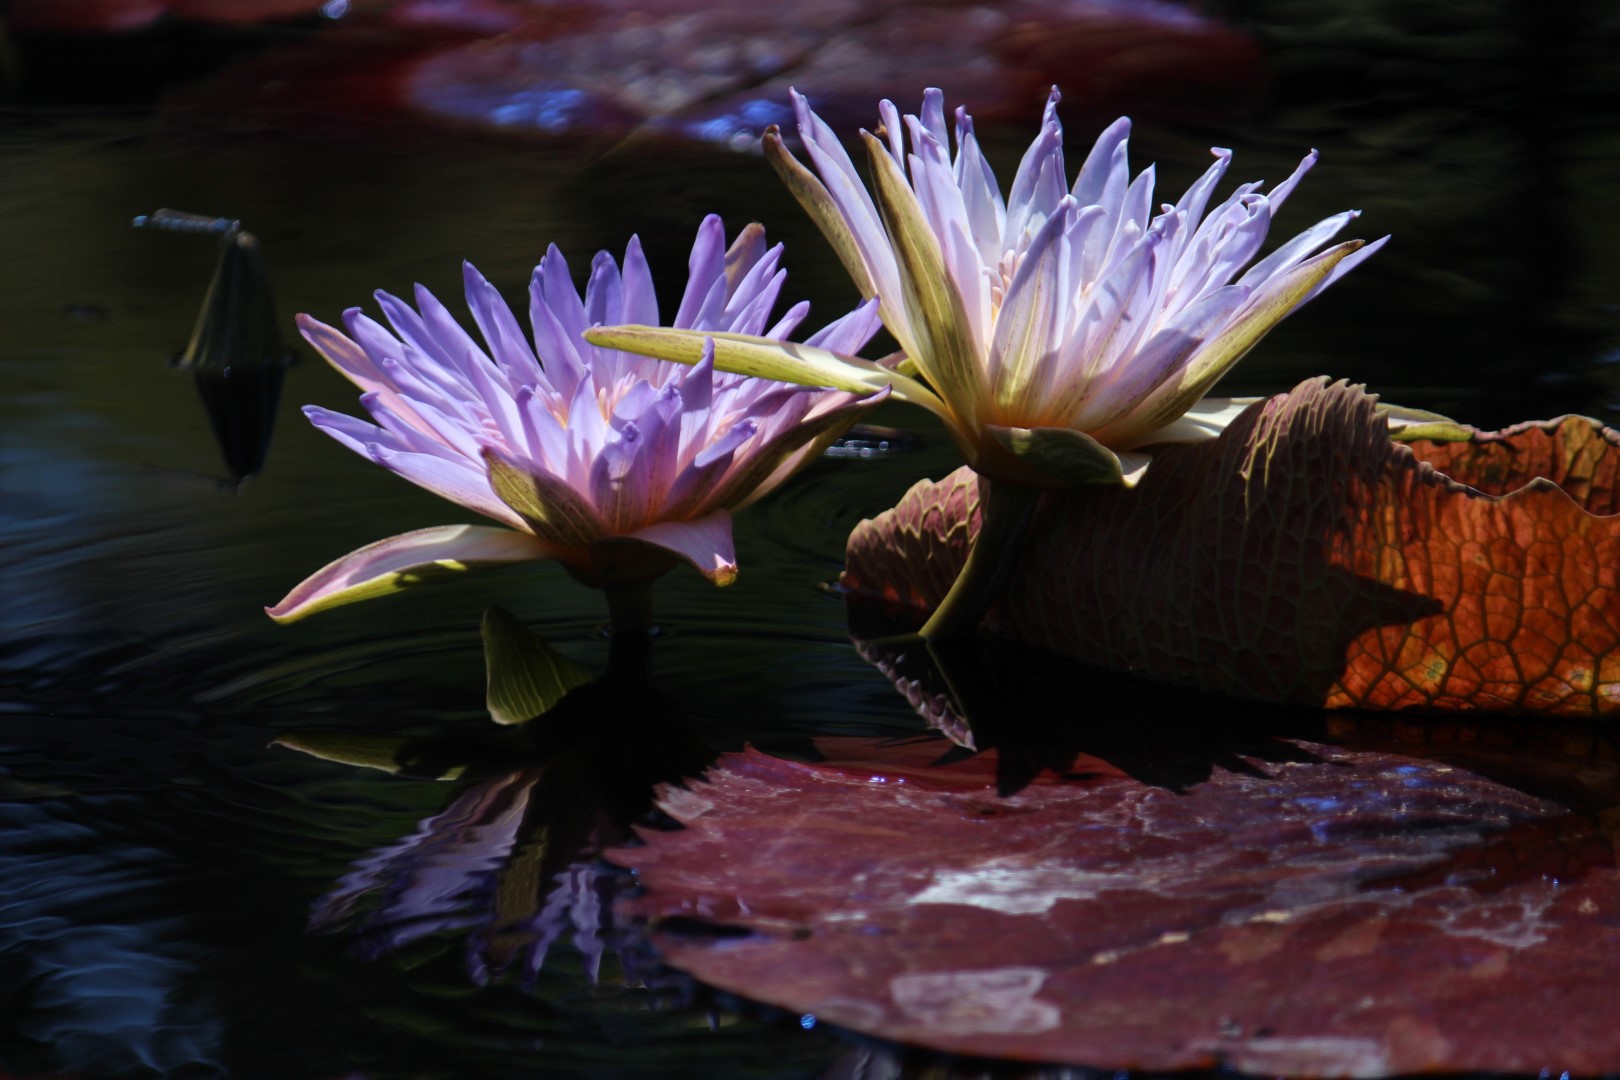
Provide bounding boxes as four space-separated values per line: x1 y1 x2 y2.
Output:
585 88 1389 637
268 215 884 627
588 87 1385 489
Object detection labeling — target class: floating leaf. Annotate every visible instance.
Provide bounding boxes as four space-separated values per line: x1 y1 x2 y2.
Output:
843 379 1620 715
612 728 1620 1075
481 606 593 726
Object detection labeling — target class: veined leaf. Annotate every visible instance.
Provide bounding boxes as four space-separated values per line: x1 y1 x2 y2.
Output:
482 606 594 725
613 731 1620 1075
844 378 1620 716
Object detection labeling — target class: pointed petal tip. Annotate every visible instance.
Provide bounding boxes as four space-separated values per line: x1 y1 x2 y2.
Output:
707 563 740 587
263 602 299 625
267 524 557 624
620 513 739 586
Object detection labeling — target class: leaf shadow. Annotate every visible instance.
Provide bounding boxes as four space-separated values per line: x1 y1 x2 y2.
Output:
853 629 1339 797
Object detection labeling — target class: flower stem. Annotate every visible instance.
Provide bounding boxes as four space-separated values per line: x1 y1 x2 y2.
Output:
919 478 1040 641
603 577 656 683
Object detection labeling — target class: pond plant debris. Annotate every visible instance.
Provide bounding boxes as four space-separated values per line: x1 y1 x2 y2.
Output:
133 208 290 487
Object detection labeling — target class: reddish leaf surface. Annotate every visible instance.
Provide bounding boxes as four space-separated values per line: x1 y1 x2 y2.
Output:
9 0 324 32
612 733 1620 1075
842 379 1620 716
151 0 1263 140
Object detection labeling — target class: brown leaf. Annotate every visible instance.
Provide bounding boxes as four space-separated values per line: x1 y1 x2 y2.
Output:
843 379 1620 715
611 732 1620 1075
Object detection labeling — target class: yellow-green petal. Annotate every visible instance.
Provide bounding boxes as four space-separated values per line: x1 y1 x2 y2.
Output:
583 324 947 413
861 131 986 432
764 126 877 301
266 524 557 623
482 605 593 726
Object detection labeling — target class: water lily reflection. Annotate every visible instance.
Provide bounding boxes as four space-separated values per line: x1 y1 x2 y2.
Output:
312 767 615 983
308 679 711 986
269 215 884 624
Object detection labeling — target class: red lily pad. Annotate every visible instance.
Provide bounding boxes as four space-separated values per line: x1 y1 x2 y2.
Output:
161 0 1263 140
842 379 1620 716
8 0 325 32
612 732 1620 1075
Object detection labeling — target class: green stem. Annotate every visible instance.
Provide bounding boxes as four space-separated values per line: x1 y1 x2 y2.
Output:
919 478 1040 640
603 577 656 683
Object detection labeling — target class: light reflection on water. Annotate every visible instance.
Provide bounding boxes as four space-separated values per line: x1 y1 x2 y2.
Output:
2 13 1619 1073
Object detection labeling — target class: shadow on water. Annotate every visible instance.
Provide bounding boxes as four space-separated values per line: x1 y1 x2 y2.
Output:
853 623 1620 804
851 629 1337 797
851 625 1620 903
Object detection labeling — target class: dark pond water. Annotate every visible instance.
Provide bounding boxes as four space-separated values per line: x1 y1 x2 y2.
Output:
3 3 1619 1077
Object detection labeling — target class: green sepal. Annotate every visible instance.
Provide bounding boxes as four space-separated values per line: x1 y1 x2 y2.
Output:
984 424 1127 488
764 126 876 301
481 606 593 726
582 325 945 412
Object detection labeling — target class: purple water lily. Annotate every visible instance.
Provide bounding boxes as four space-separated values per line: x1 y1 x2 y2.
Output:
268 215 884 623
585 88 1392 638
591 88 1385 489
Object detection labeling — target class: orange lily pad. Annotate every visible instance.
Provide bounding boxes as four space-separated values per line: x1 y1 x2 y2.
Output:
612 730 1620 1075
842 379 1620 716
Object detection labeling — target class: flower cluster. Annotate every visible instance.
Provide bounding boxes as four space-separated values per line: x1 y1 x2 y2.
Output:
274 87 1383 636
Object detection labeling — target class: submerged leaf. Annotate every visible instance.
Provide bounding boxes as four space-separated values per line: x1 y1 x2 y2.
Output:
613 730 1620 1075
844 379 1620 715
481 606 593 725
